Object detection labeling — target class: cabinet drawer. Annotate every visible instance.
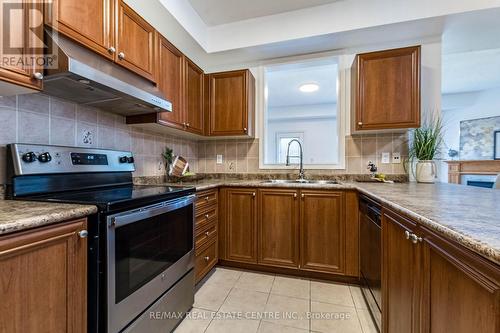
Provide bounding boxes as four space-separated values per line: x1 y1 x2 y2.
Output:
195 189 218 212
195 239 217 283
195 224 217 253
195 206 217 231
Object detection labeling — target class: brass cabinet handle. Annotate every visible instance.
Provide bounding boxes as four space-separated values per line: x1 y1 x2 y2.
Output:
301 193 305 198
358 121 363 126
78 230 88 239
294 193 297 198
204 256 210 261
205 213 209 219
186 123 190 127
118 52 125 60
108 46 116 54
252 192 256 197
205 196 209 201
33 72 44 80
244 127 247 132
205 231 210 236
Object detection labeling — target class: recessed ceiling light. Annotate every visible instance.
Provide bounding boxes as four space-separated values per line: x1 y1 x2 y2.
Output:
299 83 319 93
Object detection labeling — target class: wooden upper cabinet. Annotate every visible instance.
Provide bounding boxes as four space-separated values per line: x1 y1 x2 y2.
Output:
0 219 88 333
300 190 345 274
421 227 500 333
258 189 299 269
208 69 255 136
45 0 114 59
382 209 421 333
184 58 205 135
352 46 421 131
0 0 44 90
115 0 157 82
157 36 184 129
224 188 257 263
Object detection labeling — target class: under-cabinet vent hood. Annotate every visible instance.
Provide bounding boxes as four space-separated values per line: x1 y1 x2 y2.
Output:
43 29 171 116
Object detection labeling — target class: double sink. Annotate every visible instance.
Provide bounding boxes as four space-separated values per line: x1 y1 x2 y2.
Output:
260 179 340 185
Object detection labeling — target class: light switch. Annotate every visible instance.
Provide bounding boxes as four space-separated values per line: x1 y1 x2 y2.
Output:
381 152 390 164
392 152 401 164
216 154 223 164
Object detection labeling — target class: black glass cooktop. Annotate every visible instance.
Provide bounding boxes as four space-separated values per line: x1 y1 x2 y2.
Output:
25 185 196 213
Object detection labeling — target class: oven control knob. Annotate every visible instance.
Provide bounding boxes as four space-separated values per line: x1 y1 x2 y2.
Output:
37 152 52 163
22 152 37 163
119 156 128 163
127 156 134 163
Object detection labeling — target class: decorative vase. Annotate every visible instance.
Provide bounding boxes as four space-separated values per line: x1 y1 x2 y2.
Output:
415 160 436 183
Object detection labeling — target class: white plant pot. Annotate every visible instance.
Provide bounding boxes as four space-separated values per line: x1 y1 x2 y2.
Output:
415 160 436 183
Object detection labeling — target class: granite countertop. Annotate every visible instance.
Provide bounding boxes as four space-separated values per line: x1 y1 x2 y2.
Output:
0 200 98 236
150 179 500 265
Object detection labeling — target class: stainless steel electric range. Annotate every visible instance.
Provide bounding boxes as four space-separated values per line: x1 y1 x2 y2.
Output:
5 143 196 333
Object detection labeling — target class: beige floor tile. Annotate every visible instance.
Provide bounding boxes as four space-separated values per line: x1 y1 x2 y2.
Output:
356 309 378 333
194 282 232 311
235 271 275 293
219 288 269 314
257 321 309 333
349 286 369 309
310 301 362 333
205 317 260 333
174 308 214 333
311 281 354 307
202 267 243 288
271 276 310 299
263 294 310 330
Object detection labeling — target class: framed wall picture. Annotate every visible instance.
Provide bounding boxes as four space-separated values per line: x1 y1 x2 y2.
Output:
495 131 500 160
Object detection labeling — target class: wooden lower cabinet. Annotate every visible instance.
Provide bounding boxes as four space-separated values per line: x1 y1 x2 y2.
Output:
221 188 258 263
421 226 500 333
220 188 356 278
0 219 88 333
194 189 219 283
195 239 217 283
258 189 299 268
300 190 345 274
382 207 500 333
382 209 421 333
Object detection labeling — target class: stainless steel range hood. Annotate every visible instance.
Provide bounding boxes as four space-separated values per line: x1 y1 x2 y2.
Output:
43 29 171 116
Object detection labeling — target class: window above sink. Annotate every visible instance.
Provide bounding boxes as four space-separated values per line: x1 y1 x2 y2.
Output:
260 56 345 169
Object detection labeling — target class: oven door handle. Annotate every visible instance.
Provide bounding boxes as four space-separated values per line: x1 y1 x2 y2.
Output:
109 194 196 229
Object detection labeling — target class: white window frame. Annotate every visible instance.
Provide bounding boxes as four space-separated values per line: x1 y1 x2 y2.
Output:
256 54 347 170
276 132 304 164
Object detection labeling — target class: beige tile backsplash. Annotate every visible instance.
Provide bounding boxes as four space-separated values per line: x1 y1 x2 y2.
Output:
0 93 409 185
0 93 198 184
197 133 408 175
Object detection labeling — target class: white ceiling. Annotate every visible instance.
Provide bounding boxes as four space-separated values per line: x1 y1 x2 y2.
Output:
187 0 339 26
442 48 500 94
266 60 338 108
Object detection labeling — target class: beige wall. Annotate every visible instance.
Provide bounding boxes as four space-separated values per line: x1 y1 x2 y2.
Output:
0 93 198 184
197 133 408 175
0 92 408 184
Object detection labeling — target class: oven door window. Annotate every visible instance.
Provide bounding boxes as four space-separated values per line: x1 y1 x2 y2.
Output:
114 204 193 303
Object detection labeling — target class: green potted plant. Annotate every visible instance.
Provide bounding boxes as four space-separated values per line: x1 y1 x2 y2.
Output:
162 147 174 176
408 118 443 183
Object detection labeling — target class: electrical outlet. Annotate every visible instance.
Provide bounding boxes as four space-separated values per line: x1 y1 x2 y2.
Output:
216 154 223 164
392 152 401 164
381 152 391 164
